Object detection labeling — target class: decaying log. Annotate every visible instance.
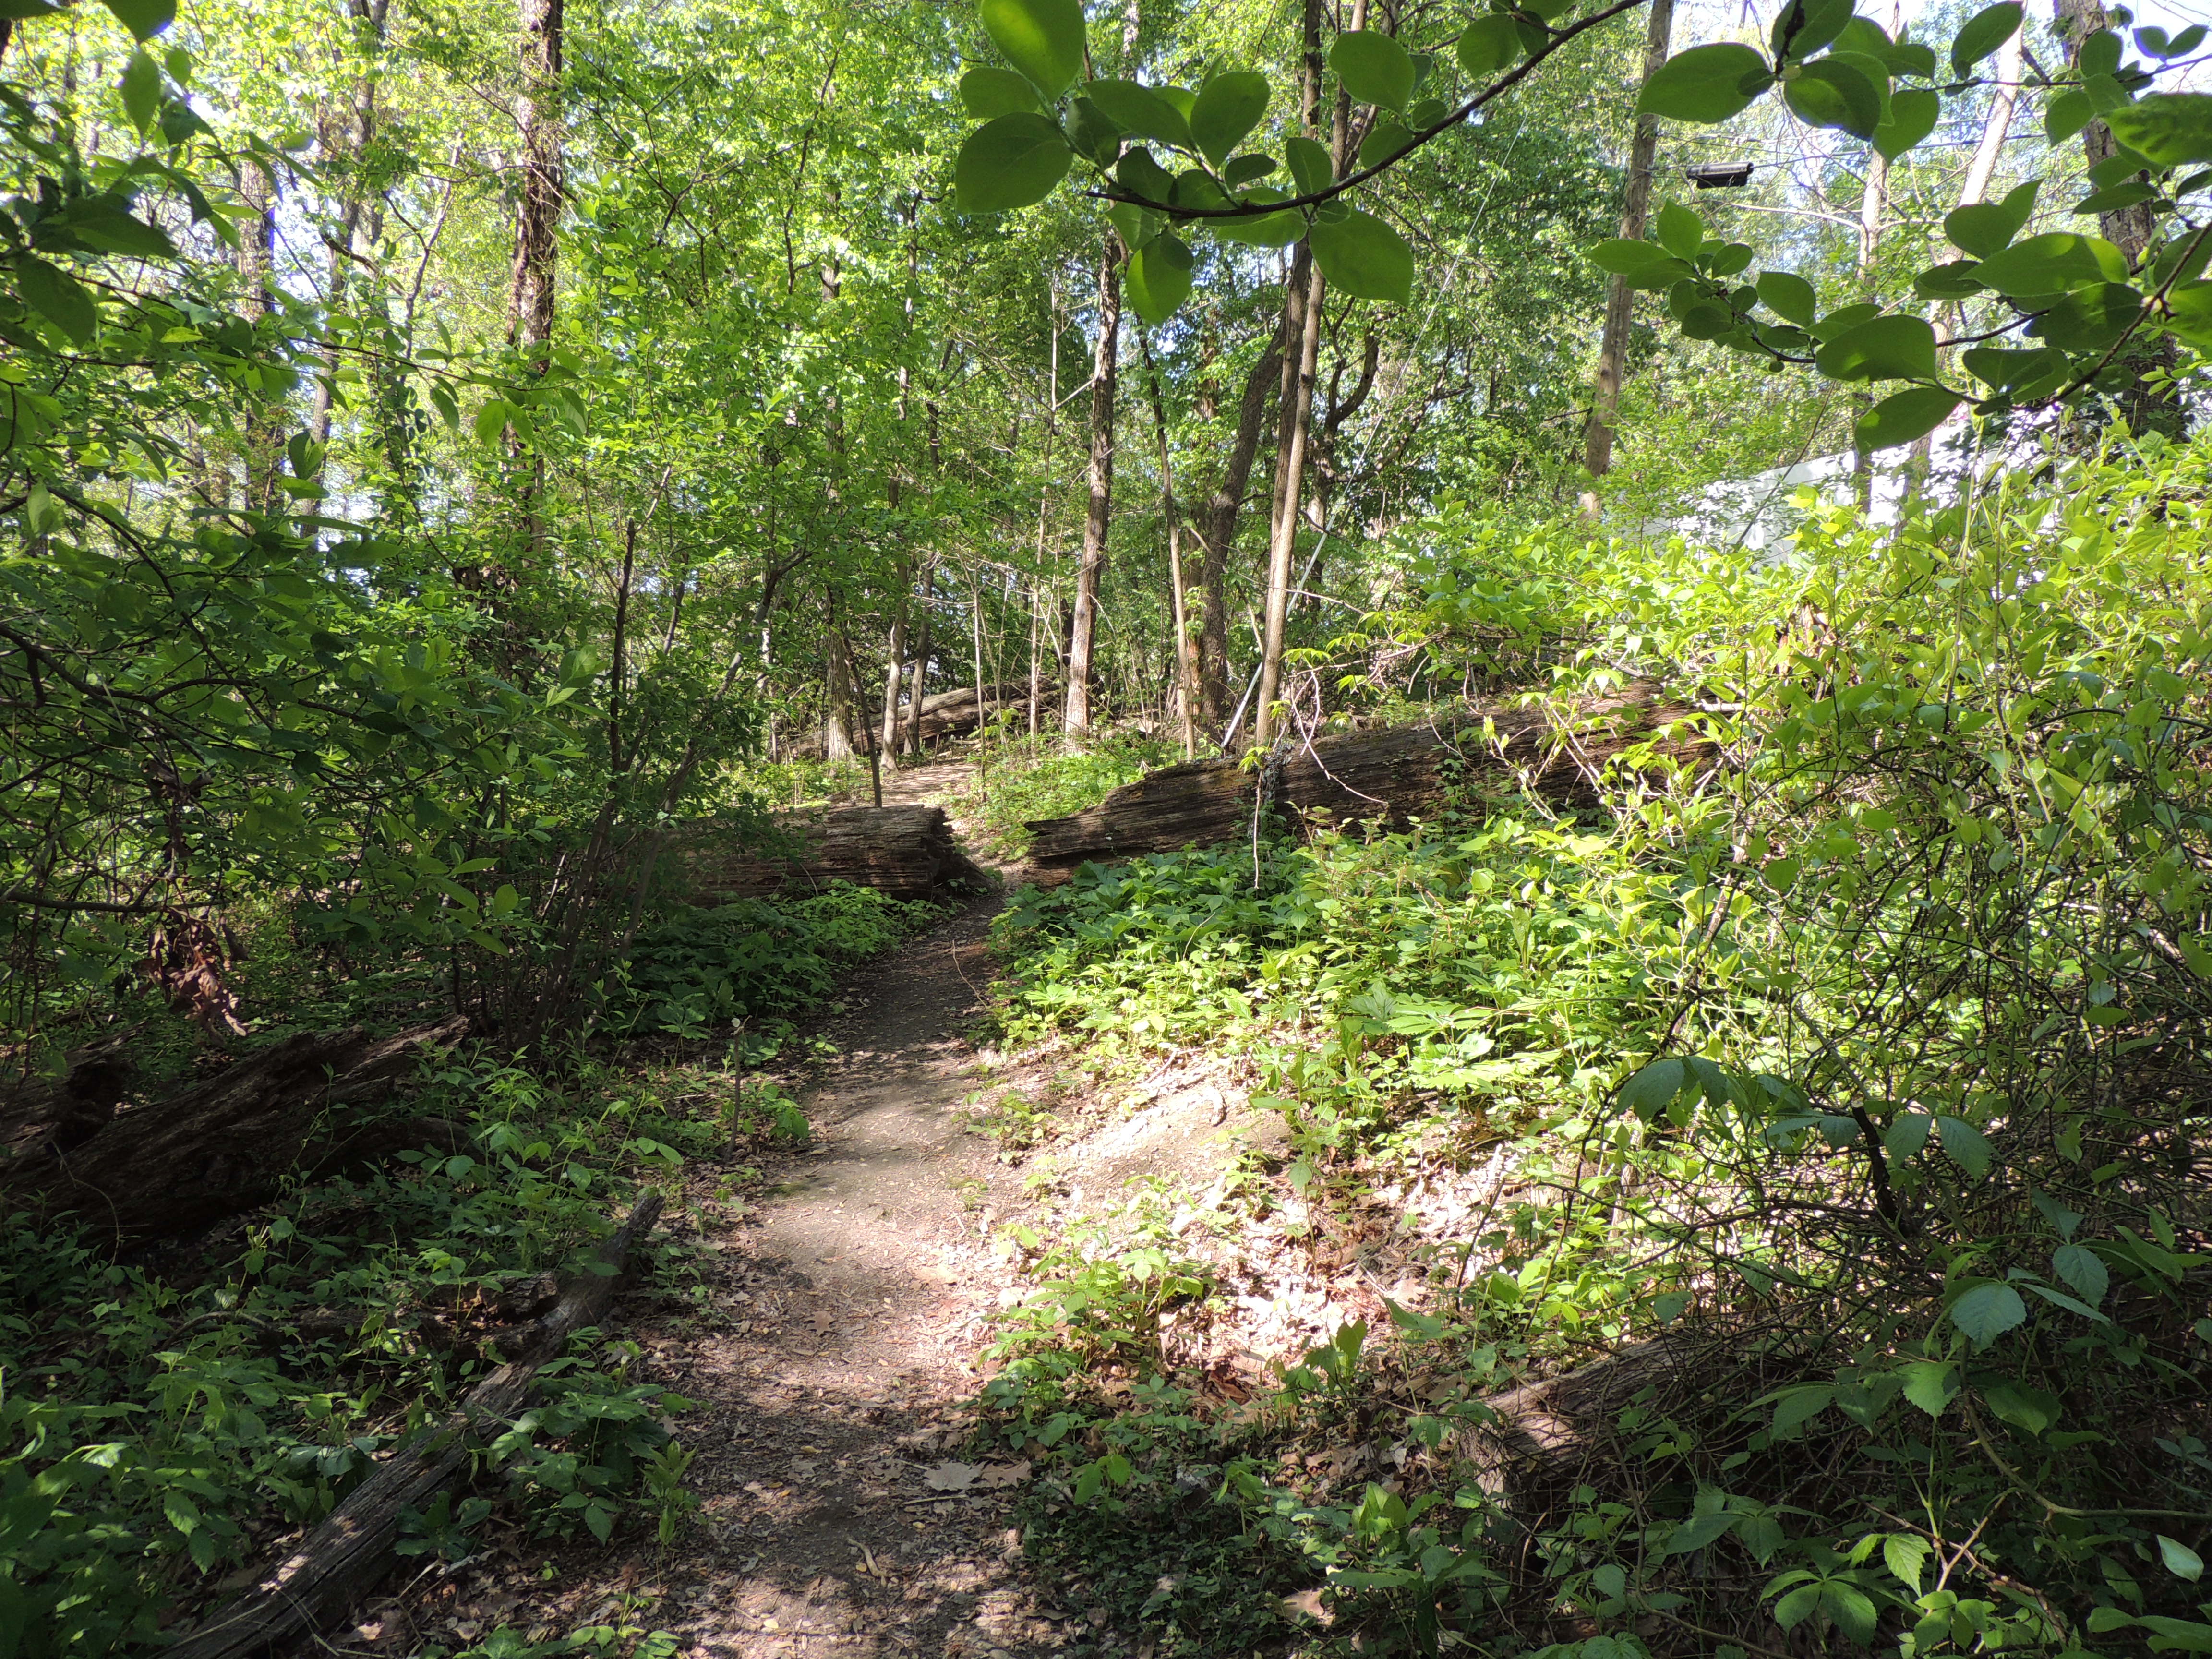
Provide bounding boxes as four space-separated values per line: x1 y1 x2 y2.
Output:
1023 687 1703 878
789 682 1060 757
0 1017 471 1250
168 1191 664 1659
680 804 983 902
0 1027 138 1169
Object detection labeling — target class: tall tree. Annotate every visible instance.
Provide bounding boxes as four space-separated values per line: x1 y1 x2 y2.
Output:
510 0 563 361
236 151 280 512
1063 230 1121 739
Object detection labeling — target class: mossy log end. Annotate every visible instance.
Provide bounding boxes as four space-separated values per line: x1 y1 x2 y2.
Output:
681 803 983 902
1022 688 1703 878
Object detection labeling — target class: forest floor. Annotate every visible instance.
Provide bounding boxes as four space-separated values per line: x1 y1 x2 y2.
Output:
389 755 1093 1658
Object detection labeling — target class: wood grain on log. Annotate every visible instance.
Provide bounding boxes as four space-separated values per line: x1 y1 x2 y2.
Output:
679 804 982 902
168 1191 664 1659
1023 688 1699 878
1 1017 470 1250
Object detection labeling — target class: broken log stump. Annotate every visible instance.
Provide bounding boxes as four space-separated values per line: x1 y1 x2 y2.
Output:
1022 688 1703 878
0 1016 471 1250
167 1191 664 1659
680 804 982 902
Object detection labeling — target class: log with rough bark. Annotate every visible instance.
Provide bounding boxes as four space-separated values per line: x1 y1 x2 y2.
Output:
788 682 1059 757
0 1017 471 1250
1023 688 1703 877
681 804 982 902
0 1027 139 1169
168 1190 663 1659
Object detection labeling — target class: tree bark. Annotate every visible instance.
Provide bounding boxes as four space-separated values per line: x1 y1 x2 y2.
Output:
236 153 282 512
681 805 981 901
1190 326 1286 733
878 571 908 759
1064 234 1121 740
509 0 563 358
1583 0 1675 487
905 561 935 757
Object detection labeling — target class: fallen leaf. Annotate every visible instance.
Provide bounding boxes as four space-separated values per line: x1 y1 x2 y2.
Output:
1280 1588 1332 1624
975 1460 1032 1488
922 1460 981 1491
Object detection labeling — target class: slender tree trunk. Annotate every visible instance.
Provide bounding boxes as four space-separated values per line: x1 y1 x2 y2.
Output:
823 610 856 764
509 0 563 359
1582 0 1674 491
878 575 907 760
309 0 390 493
237 154 281 512
1192 327 1285 732
970 570 987 749
1064 234 1120 741
1851 100 1892 503
1138 334 1199 758
906 562 934 757
1253 0 1329 750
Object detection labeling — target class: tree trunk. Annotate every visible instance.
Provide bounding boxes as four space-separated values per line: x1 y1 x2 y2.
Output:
236 153 281 512
1065 234 1121 741
823 624 856 763
906 561 935 757
1191 326 1286 733
878 573 908 760
509 0 563 358
1583 0 1675 488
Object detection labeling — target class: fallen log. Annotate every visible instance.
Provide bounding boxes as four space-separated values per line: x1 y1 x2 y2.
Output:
1 1017 472 1250
168 1190 664 1659
1023 688 1704 878
679 803 983 902
790 682 1060 758
0 1027 138 1169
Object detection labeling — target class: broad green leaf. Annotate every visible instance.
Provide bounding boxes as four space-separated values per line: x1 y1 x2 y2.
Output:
1857 386 1959 450
1189 71 1267 165
1285 134 1334 195
1456 16 1520 79
17 257 98 344
1884 1109 1933 1159
1756 269 1816 324
1308 207 1413 302
1900 1359 1958 1416
1105 199 1155 250
1125 232 1193 325
1947 178 2038 256
2159 1536 2205 1583
960 67 1040 118
1821 1583 1880 1646
1875 87 1940 159
1357 119 1416 171
1769 0 1852 61
120 48 161 133
1656 200 1703 258
1935 1113 1993 1178
1666 1509 1738 1553
1116 146 1174 203
1087 80 1192 150
1619 1057 1687 1120
1224 152 1276 185
1979 1378 2061 1432
2046 87 2095 142
1948 1281 2027 1346
2107 93 2212 168
1815 314 1937 381
1208 188 1302 246
1332 30 1416 111
1771 1384 1833 1435
2051 1242 2109 1304
979 0 1085 99
955 112 1074 212
1972 232 2128 297
1170 168 1231 211
101 0 174 38
2029 281 2144 351
1950 1 2022 76
473 398 511 444
2080 27 2123 76
1678 298 1737 340
1589 240 1692 289
1069 96 1124 163
1915 260 1986 299
1784 56 1885 139
1884 1534 1931 1591
1638 43 1772 123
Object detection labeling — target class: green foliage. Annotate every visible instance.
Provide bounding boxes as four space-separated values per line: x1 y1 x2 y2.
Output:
971 734 1182 858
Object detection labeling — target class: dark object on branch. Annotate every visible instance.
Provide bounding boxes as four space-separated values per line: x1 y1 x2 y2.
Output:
1686 161 1753 188
0 1017 472 1250
681 804 982 902
1022 688 1703 878
167 1191 664 1659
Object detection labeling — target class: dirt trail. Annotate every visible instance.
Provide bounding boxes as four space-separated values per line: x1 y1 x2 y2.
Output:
623 760 1071 1658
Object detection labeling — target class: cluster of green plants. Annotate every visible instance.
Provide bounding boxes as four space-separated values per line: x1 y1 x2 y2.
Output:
974 433 2212 1656
0 1051 719 1656
969 732 1185 858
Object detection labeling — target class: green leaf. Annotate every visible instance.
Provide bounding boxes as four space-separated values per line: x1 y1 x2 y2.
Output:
1884 1109 1933 1159
1875 87 1940 159
1125 232 1193 325
2159 1536 2205 1584
1285 135 1334 195
1620 1057 1687 1120
1935 1113 1993 1178
1950 1 2022 76
1756 269 1817 324
17 257 97 344
960 67 1041 118
2051 1242 2109 1304
1332 30 1416 111
1638 43 1772 123
1656 201 1703 259
1948 1281 2027 1346
2028 281 2144 352
1456 16 1520 79
1857 386 1960 451
1821 1583 1880 1646
979 0 1086 100
1087 80 1192 150
1900 1359 1958 1416
1770 0 1853 61
1224 152 1276 185
2107 93 2212 168
120 48 161 133
955 112 1074 212
1105 199 1154 249
1190 71 1268 165
1815 314 1938 381
1771 1384 1834 1436
1783 56 1885 140
1357 119 1416 171
1116 146 1174 203
1884 1534 1931 1591
1915 260 1986 300
1947 178 2038 256
2080 26 2123 76
1590 239 1692 288
2046 87 2095 142
101 0 174 39
1979 1378 2062 1433
1207 189 1302 246
1972 231 2128 297
1308 207 1413 302
473 398 511 444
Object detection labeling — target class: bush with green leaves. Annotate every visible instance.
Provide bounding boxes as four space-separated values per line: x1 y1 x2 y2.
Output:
971 733 1183 858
